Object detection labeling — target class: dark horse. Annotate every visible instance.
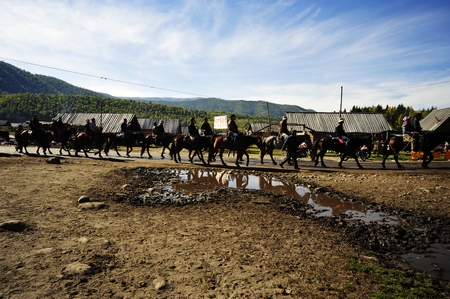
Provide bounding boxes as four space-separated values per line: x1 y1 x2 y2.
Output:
310 135 374 168
17 129 53 156
209 134 263 167
0 130 10 143
260 133 313 165
107 131 144 157
170 135 211 164
381 131 448 169
58 127 77 155
140 133 176 159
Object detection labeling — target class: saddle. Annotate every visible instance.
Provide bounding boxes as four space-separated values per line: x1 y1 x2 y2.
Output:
332 137 346 144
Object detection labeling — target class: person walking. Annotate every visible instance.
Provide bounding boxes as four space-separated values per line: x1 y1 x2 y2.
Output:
279 130 299 170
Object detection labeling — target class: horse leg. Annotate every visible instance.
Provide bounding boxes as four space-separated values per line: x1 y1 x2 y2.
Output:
354 156 363 169
269 150 277 165
219 149 227 166
319 152 327 167
244 151 250 167
422 151 433 168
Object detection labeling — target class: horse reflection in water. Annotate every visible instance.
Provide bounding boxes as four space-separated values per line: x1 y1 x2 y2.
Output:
173 169 368 217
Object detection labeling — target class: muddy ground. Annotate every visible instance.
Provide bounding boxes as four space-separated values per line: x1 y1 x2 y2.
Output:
0 146 449 298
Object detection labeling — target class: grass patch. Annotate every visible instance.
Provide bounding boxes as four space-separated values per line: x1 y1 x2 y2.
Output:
345 254 448 298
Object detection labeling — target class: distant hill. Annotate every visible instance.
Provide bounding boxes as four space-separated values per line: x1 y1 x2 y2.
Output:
0 61 104 96
126 97 313 118
0 61 312 118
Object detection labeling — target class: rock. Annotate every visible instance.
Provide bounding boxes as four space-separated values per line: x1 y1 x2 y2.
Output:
153 277 166 290
46 157 61 164
78 202 107 210
62 262 92 276
78 196 91 203
0 220 26 231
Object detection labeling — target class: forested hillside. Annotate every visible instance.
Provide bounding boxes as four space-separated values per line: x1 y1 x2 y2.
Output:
0 61 103 96
0 93 267 129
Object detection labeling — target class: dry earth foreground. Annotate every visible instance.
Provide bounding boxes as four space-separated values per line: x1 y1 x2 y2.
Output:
0 146 450 298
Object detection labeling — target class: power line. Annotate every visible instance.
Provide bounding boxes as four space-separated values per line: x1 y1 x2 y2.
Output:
0 57 210 98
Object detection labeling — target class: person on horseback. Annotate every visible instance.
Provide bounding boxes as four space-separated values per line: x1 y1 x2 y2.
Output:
89 117 100 139
201 117 213 136
29 114 40 142
401 116 412 135
279 130 299 169
188 118 200 141
279 116 289 135
411 112 424 149
153 120 166 145
121 118 128 143
15 124 23 151
335 117 350 150
227 114 239 148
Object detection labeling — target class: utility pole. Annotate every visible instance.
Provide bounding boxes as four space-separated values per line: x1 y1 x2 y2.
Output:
339 86 343 117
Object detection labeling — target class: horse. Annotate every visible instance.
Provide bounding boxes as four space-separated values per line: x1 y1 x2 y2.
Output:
107 131 145 157
381 131 448 169
0 130 10 143
58 127 78 155
209 134 263 167
310 135 374 168
17 129 53 156
73 132 91 157
170 135 207 164
140 133 176 159
260 133 313 165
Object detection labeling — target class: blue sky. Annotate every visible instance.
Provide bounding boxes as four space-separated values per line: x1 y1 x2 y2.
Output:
1 0 449 112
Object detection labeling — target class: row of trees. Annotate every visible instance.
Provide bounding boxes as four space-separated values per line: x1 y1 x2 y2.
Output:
350 104 435 130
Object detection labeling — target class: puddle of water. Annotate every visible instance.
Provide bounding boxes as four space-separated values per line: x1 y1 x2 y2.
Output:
400 243 450 280
171 169 397 224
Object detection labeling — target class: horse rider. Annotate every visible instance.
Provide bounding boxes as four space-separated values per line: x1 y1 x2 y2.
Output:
280 130 299 170
89 118 101 142
227 114 239 147
401 116 412 135
84 119 91 135
201 117 214 136
121 118 128 143
335 117 350 150
188 118 200 142
411 112 424 148
279 116 289 135
153 120 166 145
29 114 40 141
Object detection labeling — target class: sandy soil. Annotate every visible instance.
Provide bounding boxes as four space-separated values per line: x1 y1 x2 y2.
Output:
0 146 449 298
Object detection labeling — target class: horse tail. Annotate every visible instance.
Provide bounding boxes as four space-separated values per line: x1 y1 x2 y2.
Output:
310 139 319 161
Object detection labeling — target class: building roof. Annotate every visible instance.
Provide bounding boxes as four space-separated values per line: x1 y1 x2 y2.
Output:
55 113 140 133
138 118 181 135
248 123 279 133
285 112 392 133
420 107 450 132
0 120 11 126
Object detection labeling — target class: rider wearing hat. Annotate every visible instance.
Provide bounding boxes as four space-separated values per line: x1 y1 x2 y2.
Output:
279 116 289 135
335 117 350 149
227 114 239 147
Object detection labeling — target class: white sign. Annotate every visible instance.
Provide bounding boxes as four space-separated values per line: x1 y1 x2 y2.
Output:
214 115 228 129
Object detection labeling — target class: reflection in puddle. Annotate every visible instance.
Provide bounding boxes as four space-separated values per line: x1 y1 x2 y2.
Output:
168 169 448 280
172 169 397 224
400 244 450 280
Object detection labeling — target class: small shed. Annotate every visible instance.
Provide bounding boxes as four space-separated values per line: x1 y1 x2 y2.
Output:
138 119 181 136
55 113 141 133
420 107 450 133
0 120 12 127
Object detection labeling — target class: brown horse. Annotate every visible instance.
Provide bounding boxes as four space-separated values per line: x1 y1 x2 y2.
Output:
74 132 90 157
170 135 208 164
310 135 373 168
106 131 144 157
17 129 53 156
381 132 448 169
140 133 176 159
58 127 77 155
260 133 313 165
209 134 263 167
